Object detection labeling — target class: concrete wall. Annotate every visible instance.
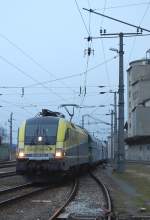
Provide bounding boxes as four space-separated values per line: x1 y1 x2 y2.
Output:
127 59 150 137
132 106 150 136
126 59 150 161
126 144 150 161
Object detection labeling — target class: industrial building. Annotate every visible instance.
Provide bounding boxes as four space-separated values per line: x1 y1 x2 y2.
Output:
126 58 150 161
0 126 9 160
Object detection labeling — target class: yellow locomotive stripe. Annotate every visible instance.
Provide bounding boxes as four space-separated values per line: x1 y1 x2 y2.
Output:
18 121 26 148
56 118 66 148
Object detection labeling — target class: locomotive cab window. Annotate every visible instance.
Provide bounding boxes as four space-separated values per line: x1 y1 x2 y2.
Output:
24 117 59 145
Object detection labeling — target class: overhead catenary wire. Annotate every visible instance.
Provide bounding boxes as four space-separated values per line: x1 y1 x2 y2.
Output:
95 1 150 11
0 33 76 95
0 99 33 116
128 0 150 61
25 55 118 88
99 0 111 88
0 55 69 102
0 84 117 89
74 0 93 121
74 0 90 36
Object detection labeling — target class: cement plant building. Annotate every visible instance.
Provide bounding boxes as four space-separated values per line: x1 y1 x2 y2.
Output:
126 58 150 161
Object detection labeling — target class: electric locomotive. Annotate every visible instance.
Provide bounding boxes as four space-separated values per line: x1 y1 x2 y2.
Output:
16 109 107 177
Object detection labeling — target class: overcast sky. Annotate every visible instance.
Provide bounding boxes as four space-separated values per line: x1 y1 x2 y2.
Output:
0 0 150 142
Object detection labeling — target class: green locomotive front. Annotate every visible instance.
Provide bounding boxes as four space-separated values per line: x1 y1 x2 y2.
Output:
16 112 91 175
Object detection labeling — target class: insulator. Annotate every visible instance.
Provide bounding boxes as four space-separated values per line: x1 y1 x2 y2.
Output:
84 86 87 96
87 36 92 42
21 87 24 97
79 86 82 96
88 47 91 56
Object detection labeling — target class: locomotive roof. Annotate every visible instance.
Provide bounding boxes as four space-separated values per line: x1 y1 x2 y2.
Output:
26 116 60 124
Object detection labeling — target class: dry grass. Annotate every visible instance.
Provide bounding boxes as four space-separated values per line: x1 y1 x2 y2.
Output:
113 164 150 212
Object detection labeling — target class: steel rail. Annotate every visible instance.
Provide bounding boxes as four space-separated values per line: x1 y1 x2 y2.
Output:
0 161 16 169
127 160 150 165
0 183 50 207
0 160 16 164
89 171 113 220
0 182 33 195
48 178 78 220
0 171 16 178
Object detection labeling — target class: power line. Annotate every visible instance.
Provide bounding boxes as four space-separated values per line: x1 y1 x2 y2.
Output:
74 0 90 35
0 84 117 89
100 0 107 26
128 0 150 61
25 55 118 88
0 55 68 102
98 0 111 88
1 99 33 116
0 33 75 94
95 2 150 11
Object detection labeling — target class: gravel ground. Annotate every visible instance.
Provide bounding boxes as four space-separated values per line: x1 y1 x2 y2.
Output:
0 167 15 173
0 180 72 220
1 164 148 219
0 169 108 220
0 175 28 191
63 172 107 218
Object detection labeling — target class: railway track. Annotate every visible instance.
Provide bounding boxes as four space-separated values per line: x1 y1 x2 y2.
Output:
48 172 112 220
89 171 112 220
0 160 16 169
49 178 78 220
127 160 150 165
0 171 16 178
0 182 51 207
0 170 113 219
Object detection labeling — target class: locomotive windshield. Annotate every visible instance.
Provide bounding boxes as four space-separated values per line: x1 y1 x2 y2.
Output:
24 117 59 145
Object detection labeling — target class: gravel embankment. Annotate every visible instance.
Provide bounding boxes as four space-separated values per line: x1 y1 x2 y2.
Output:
0 179 72 220
0 167 15 173
0 167 108 220
63 172 107 218
0 175 28 191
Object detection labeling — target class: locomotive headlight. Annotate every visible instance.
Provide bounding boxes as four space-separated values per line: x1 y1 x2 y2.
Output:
18 151 25 158
55 149 64 158
38 136 43 142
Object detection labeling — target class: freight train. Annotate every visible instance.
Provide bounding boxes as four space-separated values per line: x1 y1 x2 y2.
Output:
16 109 107 178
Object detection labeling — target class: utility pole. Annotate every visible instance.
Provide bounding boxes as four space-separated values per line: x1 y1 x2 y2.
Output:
83 7 150 172
111 110 114 161
99 91 117 163
101 32 126 172
8 112 13 161
113 92 118 167
82 114 85 128
117 33 125 172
